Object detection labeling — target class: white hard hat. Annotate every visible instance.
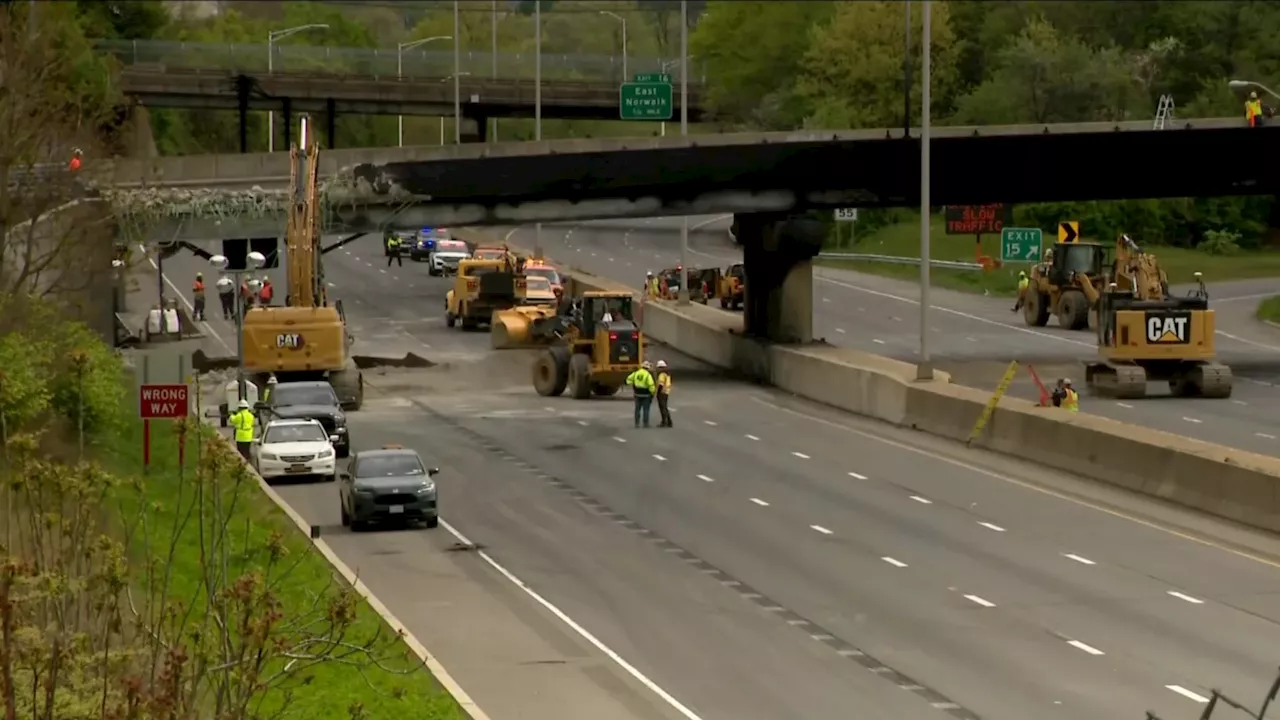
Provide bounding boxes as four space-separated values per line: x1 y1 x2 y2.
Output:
238 399 250 408
641 361 652 369
646 270 653 276
267 375 278 385
656 360 667 368
1063 378 1073 385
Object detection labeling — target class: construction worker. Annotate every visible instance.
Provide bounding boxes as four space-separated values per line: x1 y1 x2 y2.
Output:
259 277 274 306
387 235 403 267
655 360 673 428
1050 378 1067 407
192 273 206 321
263 375 278 403
67 148 83 172
1061 378 1079 413
646 271 658 298
216 275 235 320
625 360 657 428
230 399 256 459
1012 270 1029 312
1247 91 1265 127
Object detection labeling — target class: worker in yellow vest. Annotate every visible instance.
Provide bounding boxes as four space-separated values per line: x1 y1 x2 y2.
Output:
1246 91 1265 127
655 360 673 428
625 361 657 428
1062 379 1079 413
229 399 256 459
1012 271 1030 312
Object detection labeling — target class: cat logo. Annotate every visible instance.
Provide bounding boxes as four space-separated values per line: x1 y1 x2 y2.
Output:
1144 312 1190 344
276 333 304 350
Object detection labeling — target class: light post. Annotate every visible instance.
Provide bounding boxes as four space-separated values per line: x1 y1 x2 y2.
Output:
454 0 462 145
658 57 692 138
210 250 266 402
600 10 627 81
267 24 329 152
678 0 690 305
440 73 470 144
534 0 544 258
917 0 933 381
1229 79 1280 101
491 0 500 142
398 35 452 147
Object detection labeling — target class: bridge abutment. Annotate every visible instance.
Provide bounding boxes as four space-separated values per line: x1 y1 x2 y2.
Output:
737 212 824 343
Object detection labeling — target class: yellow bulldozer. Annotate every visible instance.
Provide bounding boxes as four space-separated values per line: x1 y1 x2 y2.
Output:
531 291 643 399
1023 240 1107 330
1085 234 1230 399
446 255 527 331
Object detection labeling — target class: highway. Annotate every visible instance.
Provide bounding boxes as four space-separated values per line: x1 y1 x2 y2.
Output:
152 235 1280 720
504 218 1280 460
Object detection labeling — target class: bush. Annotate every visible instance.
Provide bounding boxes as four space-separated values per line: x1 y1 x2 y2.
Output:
1199 229 1242 256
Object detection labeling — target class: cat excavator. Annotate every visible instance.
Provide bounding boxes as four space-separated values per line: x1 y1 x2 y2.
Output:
1085 234 1231 399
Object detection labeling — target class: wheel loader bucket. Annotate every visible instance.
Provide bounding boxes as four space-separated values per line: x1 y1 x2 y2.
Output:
491 306 557 349
191 349 239 374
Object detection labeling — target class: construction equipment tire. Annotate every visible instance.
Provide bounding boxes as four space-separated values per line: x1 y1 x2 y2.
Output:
533 346 570 397
1057 290 1088 330
568 353 592 400
1024 291 1050 327
330 363 364 411
720 297 729 309
445 312 456 328
591 382 621 397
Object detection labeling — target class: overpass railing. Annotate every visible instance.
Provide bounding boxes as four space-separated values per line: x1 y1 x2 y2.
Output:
97 39 708 86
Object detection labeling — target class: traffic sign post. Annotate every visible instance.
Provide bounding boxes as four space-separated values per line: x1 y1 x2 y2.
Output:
619 81 673 121
833 208 858 248
140 383 190 470
999 227 1043 263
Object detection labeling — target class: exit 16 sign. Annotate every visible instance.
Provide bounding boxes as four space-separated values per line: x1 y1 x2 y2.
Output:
139 384 189 419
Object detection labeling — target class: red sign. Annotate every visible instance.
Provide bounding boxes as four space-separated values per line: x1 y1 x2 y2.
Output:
139 384 189 419
945 204 1013 235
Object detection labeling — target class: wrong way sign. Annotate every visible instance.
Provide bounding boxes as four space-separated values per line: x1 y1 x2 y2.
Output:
139 384 189 419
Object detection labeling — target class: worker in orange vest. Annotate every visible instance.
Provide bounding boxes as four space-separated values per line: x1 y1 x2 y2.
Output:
259 278 274 306
67 148 83 171
192 273 206 321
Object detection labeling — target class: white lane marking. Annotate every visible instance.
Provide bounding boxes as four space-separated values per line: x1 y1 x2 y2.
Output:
688 213 733 231
1167 591 1204 604
978 521 1006 532
543 406 555 412
703 420 717 426
810 525 834 535
1182 416 1202 424
503 227 520 242
1256 432 1276 440
909 495 932 504
652 454 667 461
749 497 769 507
1165 685 1210 703
881 557 908 568
1067 640 1105 655
964 594 995 608
591 252 597 257
1116 402 1134 409
1064 553 1095 565
1233 400 1248 406
612 436 627 443
822 297 831 303
836 328 846 334
745 434 760 441
577 420 589 426
848 471 868 480
872 339 886 345
965 336 976 342
696 474 715 483
792 451 810 459
366 262 373 267
440 520 703 719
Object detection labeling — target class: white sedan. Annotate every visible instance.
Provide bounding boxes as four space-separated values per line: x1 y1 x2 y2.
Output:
253 418 339 483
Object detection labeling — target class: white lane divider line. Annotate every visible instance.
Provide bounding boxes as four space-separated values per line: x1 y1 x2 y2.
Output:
978 521 1006 532
848 471 868 480
1066 639 1105 656
1233 399 1248 406
836 328 847 334
652 454 667 461
881 557 908 568
822 297 831 303
810 525 833 535
745 434 760 441
1116 402 1134 409
1256 432 1276 440
792 451 810 459
1167 590 1204 604
965 337 977 342
909 495 932 504
1182 416 1202 424
1165 685 1210 703
703 420 718 426
963 594 996 608
1064 553 1095 565
577 420 589 426
872 339 886 345
696 474 715 483
613 436 627 443
380 269 387 274
749 498 770 507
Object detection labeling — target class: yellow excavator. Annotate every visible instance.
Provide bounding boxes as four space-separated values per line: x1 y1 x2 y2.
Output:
1085 234 1231 399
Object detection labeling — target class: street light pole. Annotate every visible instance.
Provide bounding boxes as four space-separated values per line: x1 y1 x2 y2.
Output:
398 36 451 147
266 24 329 152
600 10 627 81
903 1 912 139
454 0 462 144
492 0 499 142
534 0 543 258
678 0 690 305
917 0 933 381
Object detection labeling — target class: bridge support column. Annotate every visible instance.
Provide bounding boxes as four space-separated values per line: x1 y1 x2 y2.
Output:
281 98 293 149
326 98 337 149
236 76 251 153
458 116 483 144
738 212 824 343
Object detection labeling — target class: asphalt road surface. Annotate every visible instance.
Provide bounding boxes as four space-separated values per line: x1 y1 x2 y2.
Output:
151 235 1280 720
504 219 1280 459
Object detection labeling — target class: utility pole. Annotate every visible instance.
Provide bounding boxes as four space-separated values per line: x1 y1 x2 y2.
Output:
678 0 690 304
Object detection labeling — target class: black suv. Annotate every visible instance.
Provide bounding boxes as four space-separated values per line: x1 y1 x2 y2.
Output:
257 381 351 457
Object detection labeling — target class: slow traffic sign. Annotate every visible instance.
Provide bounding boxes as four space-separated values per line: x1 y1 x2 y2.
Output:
1000 227 1043 263
139 384 189 419
1058 221 1080 243
619 82 673 120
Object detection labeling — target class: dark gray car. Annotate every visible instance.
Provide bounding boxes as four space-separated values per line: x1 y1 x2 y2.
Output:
258 381 350 457
339 447 440 530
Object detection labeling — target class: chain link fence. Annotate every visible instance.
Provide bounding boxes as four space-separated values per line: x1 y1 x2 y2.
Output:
98 39 707 85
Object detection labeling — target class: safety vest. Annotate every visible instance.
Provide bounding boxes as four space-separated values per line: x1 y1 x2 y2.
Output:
1017 276 1029 291
626 369 655 395
68 156 81 171
193 280 205 297
260 283 274 303
1063 389 1079 413
1247 99 1263 121
230 409 255 442
657 371 672 395
387 237 401 249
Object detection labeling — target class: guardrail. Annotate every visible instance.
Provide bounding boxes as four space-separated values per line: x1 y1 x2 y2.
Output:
96 39 708 85
817 252 985 271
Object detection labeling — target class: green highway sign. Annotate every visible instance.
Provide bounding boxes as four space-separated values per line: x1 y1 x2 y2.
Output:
633 72 672 84
619 82 673 120
1000 227 1043 263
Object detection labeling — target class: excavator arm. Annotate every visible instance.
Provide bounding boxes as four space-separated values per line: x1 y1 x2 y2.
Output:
285 141 323 308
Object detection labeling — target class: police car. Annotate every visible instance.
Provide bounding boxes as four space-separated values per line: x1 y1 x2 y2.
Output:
428 238 470 276
412 227 453 262
252 418 339 483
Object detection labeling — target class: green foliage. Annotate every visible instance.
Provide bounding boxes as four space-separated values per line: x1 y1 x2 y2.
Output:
1256 295 1280 323
75 0 168 40
1200 228 1243 256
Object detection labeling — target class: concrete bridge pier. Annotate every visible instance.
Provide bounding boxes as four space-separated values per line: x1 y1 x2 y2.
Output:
736 212 825 343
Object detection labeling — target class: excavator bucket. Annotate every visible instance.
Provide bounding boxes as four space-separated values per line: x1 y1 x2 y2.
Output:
191 349 240 374
491 305 559 349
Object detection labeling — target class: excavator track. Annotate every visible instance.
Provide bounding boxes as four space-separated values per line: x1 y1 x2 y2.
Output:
1086 362 1148 399
1174 362 1233 399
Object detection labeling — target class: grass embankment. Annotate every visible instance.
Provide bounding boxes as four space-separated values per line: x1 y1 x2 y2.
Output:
1256 296 1280 323
101 401 464 719
823 213 1280 296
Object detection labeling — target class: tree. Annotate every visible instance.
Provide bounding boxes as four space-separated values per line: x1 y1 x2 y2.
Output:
75 0 169 40
638 0 706 56
798 1 960 130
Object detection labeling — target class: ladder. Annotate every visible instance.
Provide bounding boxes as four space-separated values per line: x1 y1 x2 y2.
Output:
1153 94 1175 129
